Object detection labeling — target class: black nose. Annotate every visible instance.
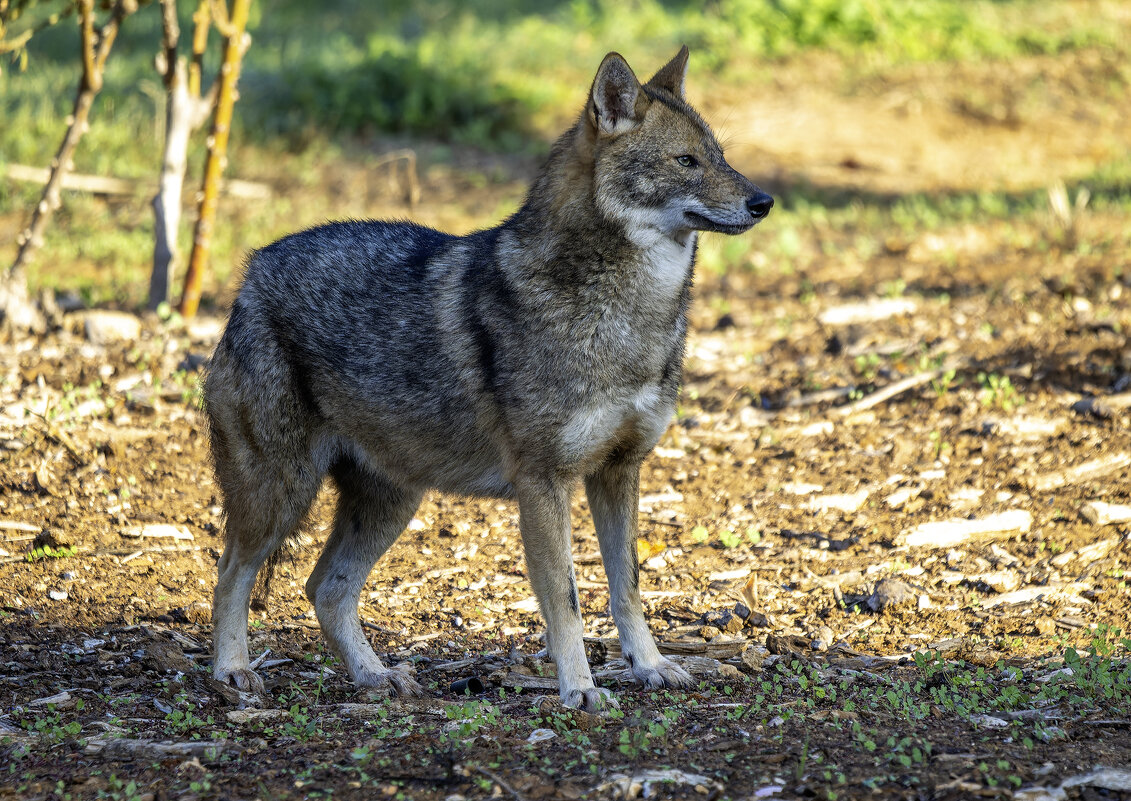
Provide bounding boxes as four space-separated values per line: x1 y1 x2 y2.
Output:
747 192 774 219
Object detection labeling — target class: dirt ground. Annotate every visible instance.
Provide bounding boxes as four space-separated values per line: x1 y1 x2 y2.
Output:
2 48 1130 800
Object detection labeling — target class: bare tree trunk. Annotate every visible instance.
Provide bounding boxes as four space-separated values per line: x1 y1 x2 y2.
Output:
3 0 136 333
179 0 251 319
149 0 213 310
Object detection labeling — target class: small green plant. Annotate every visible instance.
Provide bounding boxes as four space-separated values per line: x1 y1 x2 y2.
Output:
97 775 143 801
928 430 952 459
978 372 1024 411
22 700 84 744
26 544 77 562
854 353 882 382
163 693 214 739
880 278 907 298
277 671 327 741
442 699 501 744
931 368 960 397
718 529 742 548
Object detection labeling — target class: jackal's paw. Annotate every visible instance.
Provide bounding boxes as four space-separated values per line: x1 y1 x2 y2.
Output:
562 685 617 713
628 657 694 690
214 667 266 695
356 667 423 698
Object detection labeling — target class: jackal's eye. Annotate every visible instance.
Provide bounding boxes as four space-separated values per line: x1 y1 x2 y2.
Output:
676 155 698 168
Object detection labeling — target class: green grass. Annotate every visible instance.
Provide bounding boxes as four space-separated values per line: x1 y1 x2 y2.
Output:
3 0 1122 159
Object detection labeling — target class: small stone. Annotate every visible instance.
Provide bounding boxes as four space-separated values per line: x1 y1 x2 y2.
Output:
181 600 212 624
718 664 740 679
867 578 917 612
699 625 722 640
740 645 766 673
82 310 141 345
48 589 68 601
946 549 966 567
1035 618 1057 636
702 608 742 633
526 728 556 744
976 571 1021 594
739 405 771 428
186 317 224 344
810 626 834 651
732 602 751 620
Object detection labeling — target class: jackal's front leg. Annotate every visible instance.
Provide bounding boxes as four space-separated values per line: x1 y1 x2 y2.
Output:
585 460 694 691
516 477 613 712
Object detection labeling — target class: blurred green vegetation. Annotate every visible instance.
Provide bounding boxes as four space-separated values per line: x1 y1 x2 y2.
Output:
1 0 1128 307
2 0 1121 160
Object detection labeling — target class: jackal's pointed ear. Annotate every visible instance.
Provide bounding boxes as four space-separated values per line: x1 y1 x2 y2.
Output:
645 45 689 98
588 52 648 136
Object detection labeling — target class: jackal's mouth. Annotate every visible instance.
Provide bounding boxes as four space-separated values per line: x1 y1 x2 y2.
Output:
684 211 756 235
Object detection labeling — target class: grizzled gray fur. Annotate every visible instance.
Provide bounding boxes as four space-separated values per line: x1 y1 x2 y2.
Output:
205 46 773 711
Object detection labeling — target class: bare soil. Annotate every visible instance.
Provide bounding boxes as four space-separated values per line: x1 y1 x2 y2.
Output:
2 48 1130 800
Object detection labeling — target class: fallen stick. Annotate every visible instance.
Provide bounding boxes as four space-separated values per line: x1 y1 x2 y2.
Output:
0 520 40 534
901 509 1033 549
493 672 559 691
585 637 747 660
5 163 271 200
834 362 959 417
818 297 918 326
1031 452 1131 493
84 735 240 761
476 767 527 801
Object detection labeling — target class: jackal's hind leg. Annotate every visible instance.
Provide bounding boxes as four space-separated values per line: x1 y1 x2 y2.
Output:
306 458 423 697
213 478 320 695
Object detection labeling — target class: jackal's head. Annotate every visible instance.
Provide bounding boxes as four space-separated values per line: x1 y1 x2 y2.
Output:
583 47 772 242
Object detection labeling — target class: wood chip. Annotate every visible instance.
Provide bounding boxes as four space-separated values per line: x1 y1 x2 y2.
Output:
0 520 40 534
30 691 72 708
980 582 1092 609
817 297 918 325
806 490 869 514
1050 538 1117 567
902 510 1032 548
584 636 747 660
121 524 194 541
84 736 241 761
226 709 288 725
493 672 559 691
1080 501 1131 526
1030 452 1131 493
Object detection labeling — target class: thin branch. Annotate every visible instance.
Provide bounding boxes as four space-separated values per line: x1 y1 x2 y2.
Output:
188 0 209 98
7 0 135 291
475 767 527 801
833 359 962 417
208 0 235 37
79 0 95 90
179 0 251 318
1 4 80 56
157 0 179 87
